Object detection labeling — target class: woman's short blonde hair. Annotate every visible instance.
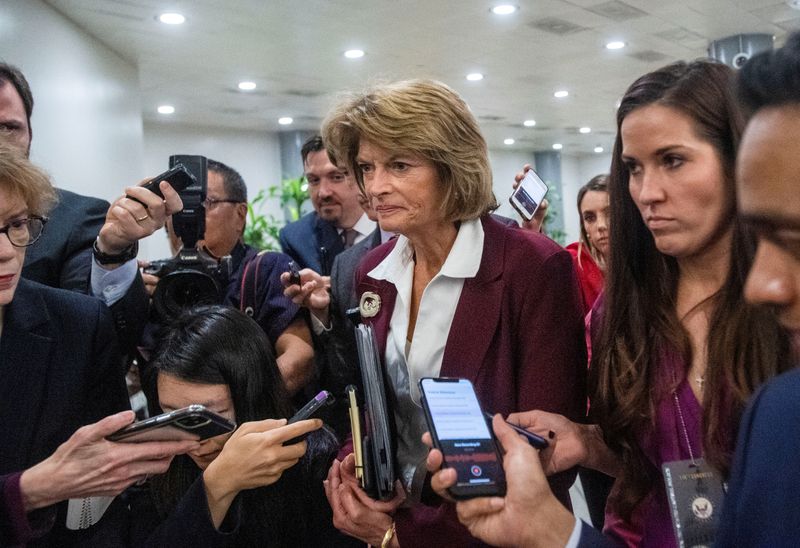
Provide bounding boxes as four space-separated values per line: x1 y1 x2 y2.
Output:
322 79 497 222
0 143 57 216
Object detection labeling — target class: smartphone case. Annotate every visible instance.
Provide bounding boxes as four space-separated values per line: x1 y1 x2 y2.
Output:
107 405 235 442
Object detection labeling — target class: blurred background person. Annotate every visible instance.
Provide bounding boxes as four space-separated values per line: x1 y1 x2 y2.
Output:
130 305 353 547
319 79 586 547
279 136 374 275
568 175 609 314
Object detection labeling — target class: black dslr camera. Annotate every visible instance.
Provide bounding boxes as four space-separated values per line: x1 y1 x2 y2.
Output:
145 155 232 320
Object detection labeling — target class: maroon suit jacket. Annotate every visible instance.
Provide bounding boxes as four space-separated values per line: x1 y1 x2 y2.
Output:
354 216 587 547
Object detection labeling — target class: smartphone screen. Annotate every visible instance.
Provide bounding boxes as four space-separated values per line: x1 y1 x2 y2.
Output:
509 169 548 221
419 377 505 498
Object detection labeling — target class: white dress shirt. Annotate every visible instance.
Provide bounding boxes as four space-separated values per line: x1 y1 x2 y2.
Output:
367 218 484 497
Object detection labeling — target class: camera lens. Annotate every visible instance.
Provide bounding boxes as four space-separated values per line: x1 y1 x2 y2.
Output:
176 415 212 429
153 270 220 320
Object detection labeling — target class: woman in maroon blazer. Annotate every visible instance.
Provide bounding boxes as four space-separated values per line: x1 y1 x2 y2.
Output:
319 79 587 547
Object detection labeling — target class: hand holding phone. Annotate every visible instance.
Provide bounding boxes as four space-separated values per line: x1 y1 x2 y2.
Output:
283 390 334 445
419 377 506 499
141 164 196 198
286 261 302 286
107 404 235 443
509 168 549 221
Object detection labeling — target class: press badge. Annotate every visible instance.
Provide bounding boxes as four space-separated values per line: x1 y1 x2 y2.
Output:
662 458 726 548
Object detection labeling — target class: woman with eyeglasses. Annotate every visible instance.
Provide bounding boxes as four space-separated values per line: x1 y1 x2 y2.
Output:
0 143 196 546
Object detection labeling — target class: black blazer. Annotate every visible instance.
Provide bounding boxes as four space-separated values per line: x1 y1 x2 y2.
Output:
278 211 344 275
22 188 148 353
0 279 130 546
22 188 108 293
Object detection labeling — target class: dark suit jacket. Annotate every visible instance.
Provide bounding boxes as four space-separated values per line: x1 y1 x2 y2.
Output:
312 229 383 437
22 188 107 293
0 279 130 546
21 188 148 353
715 368 800 547
354 216 587 547
278 211 344 275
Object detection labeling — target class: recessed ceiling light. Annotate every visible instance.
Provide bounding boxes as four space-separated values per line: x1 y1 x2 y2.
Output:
787 0 800 10
491 4 518 15
579 127 591 134
554 90 569 98
552 143 563 150
238 81 256 91
523 119 536 127
158 13 185 25
466 73 484 81
157 105 175 115
606 41 626 50
344 49 365 59
278 117 293 125
504 138 515 145
594 146 604 153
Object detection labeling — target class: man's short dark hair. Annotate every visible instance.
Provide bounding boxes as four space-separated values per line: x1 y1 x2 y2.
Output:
0 62 34 139
300 135 324 165
738 32 800 114
208 159 247 202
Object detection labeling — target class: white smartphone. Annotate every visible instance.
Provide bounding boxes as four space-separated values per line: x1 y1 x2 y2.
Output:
509 169 549 221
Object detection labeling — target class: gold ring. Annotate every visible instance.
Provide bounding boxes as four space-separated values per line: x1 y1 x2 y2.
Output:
136 214 149 222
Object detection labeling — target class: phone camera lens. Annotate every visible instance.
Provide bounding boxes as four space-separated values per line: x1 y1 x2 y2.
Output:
176 416 211 429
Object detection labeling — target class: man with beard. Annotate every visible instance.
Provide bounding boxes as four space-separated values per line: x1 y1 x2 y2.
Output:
279 136 374 275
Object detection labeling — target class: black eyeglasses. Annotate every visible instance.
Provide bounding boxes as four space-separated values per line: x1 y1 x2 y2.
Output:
0 216 47 247
202 197 243 209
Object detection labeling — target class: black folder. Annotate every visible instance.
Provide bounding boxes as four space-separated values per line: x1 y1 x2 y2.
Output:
354 323 396 501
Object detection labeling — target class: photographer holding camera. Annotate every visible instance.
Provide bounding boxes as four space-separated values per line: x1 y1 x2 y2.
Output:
139 159 314 395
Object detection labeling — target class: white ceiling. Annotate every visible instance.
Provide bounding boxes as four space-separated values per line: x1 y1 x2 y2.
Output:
45 0 799 155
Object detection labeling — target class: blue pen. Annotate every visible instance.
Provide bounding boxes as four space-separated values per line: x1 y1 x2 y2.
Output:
484 412 549 449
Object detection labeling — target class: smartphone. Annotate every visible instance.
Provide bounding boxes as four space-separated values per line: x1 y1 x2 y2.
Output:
419 377 506 499
283 390 335 445
141 164 196 198
509 168 549 221
483 412 548 450
286 260 301 286
107 404 235 443
346 385 365 486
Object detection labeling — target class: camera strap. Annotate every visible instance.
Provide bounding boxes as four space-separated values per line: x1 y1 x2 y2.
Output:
240 251 269 318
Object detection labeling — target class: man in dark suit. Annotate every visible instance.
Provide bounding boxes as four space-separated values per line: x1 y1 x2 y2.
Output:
279 136 374 274
0 62 148 351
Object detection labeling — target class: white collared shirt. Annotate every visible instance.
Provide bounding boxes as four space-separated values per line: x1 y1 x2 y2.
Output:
338 212 376 246
368 217 484 401
367 218 484 496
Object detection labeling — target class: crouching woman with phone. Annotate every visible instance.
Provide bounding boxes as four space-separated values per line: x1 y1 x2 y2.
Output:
128 305 349 547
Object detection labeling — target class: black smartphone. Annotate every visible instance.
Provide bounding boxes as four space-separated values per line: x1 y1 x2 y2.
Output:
107 404 235 443
483 412 548 449
141 164 196 198
419 377 506 499
283 390 335 445
509 168 548 221
287 260 301 286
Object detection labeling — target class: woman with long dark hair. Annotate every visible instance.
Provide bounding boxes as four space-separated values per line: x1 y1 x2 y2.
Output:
428 59 792 547
131 305 347 547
